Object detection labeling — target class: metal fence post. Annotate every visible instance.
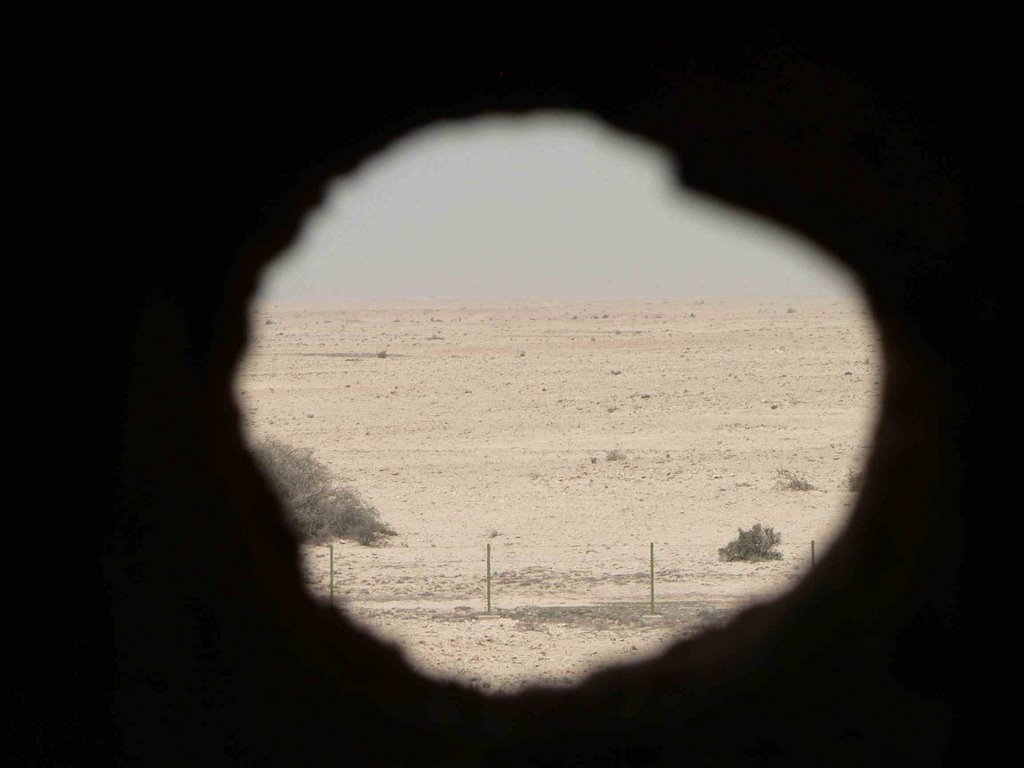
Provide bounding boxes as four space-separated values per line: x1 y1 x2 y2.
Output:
649 542 655 615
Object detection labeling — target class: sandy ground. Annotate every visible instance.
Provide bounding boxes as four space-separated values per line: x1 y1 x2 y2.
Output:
235 297 881 692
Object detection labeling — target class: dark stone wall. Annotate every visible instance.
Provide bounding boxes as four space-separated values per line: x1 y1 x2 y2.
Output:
12 25 1010 765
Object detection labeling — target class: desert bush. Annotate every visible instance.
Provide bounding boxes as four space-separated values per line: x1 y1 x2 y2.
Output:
251 437 395 545
606 449 626 461
718 524 783 561
846 469 864 492
776 468 814 491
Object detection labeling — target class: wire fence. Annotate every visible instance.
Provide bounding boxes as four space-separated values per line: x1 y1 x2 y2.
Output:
307 539 816 615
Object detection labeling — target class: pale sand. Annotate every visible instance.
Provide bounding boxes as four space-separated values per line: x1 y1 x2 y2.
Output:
235 297 881 692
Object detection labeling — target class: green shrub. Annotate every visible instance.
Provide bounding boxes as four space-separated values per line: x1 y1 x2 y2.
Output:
718 524 783 561
251 437 396 545
776 468 814 491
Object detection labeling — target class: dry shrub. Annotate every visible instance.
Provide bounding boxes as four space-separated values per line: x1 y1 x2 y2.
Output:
251 437 395 545
719 524 783 561
776 468 814 491
846 469 864 492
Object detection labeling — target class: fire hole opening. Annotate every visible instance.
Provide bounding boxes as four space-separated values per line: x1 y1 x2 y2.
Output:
234 113 882 693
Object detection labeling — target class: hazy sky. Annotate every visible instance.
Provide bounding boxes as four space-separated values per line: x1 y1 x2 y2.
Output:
258 114 856 302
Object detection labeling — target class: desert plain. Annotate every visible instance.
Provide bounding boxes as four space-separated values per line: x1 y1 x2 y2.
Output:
235 296 881 692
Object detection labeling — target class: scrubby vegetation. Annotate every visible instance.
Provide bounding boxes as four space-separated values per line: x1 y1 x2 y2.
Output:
776 468 814 491
606 449 626 461
846 469 864 492
251 437 396 545
718 524 783 561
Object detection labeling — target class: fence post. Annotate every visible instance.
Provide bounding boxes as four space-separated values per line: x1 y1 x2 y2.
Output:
649 542 655 615
329 544 334 604
486 542 492 614
811 540 815 568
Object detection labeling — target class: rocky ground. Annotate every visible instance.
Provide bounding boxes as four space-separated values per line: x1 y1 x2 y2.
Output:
236 296 880 691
